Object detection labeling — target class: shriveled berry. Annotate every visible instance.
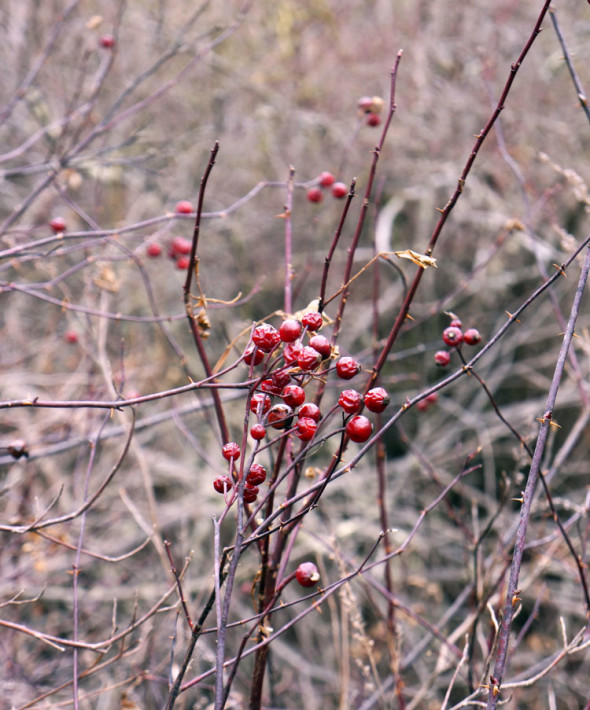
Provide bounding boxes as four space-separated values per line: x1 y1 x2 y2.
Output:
213 475 233 494
434 350 451 367
297 346 322 371
250 423 267 440
244 346 264 366
261 379 282 395
243 484 259 503
272 369 291 390
295 561 320 588
222 442 241 461
252 324 281 353
306 187 323 203
301 311 323 332
331 182 348 199
442 326 463 348
365 387 390 413
282 384 305 408
336 356 360 380
50 217 67 233
309 334 331 359
175 200 194 214
250 393 271 416
267 403 293 429
279 319 302 343
296 416 317 441
318 171 335 187
346 415 373 443
298 402 321 422
146 242 162 257
247 463 267 485
338 389 363 414
170 236 192 256
463 328 482 346
283 341 303 365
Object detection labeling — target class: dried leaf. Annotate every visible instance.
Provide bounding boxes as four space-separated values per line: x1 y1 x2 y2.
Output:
394 249 437 269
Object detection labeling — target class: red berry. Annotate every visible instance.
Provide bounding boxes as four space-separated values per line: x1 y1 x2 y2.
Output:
99 34 115 48
463 328 482 346
175 255 190 270
244 346 264 366
442 326 463 348
250 393 271 416
213 475 233 494
243 484 259 503
434 350 451 367
298 402 321 422
426 392 438 404
267 403 293 430
306 187 323 203
283 384 306 408
338 389 363 414
146 242 162 257
365 387 390 413
272 369 291 390
283 341 303 365
296 416 317 441
301 311 323 332
222 442 241 461
279 319 302 343
175 200 194 214
318 171 335 188
252 324 281 353
297 346 322 371
417 392 439 412
64 330 79 344
261 379 282 395
331 182 348 199
247 463 267 485
346 415 373 443
336 356 360 380
250 424 267 440
309 334 331 359
295 561 320 588
170 236 192 256
366 112 381 127
49 217 67 233
449 317 462 329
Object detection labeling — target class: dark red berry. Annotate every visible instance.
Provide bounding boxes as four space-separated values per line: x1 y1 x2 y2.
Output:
309 334 331 359
434 350 451 367
175 255 190 270
243 484 259 503
250 393 271 416
170 236 192 256
298 402 321 422
301 311 323 332
271 369 291 390
247 463 267 485
250 424 267 440
463 328 482 346
307 187 323 203
282 384 305 408
297 346 322 371
295 561 320 588
222 442 241 461
279 319 302 343
64 330 79 344
261 378 282 395
449 318 463 329
417 392 439 412
346 415 373 443
99 34 115 48
244 346 264 366
426 392 438 404
364 387 390 413
318 171 335 188
252 324 281 353
213 475 233 494
336 356 360 380
331 182 348 199
175 200 194 214
283 341 303 365
366 112 381 127
296 416 317 441
442 326 463 348
338 389 363 414
50 217 66 233
267 403 293 430
146 242 162 257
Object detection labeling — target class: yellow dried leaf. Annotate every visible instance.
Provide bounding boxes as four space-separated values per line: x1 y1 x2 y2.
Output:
394 249 437 269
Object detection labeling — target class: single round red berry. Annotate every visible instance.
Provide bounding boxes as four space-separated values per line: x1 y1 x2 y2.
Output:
301 311 323 332
222 442 241 461
175 255 190 270
247 463 267 485
272 369 291 390
267 403 293 430
296 416 317 441
449 318 463 329
318 171 335 188
252 324 281 353
346 415 373 443
99 34 115 48
297 346 322 371
364 387 390 413
50 216 67 233
279 318 302 343
146 242 162 257
338 389 363 414
309 334 331 359
366 112 381 127
298 402 321 422
463 328 482 346
283 384 306 408
442 326 463 348
295 561 320 588
331 182 348 199
213 475 233 494
434 350 451 367
64 330 79 344
170 236 192 256
283 341 303 365
250 393 271 416
336 356 360 380
243 484 259 504
250 423 267 440
244 346 264 366
306 187 323 203
175 200 194 214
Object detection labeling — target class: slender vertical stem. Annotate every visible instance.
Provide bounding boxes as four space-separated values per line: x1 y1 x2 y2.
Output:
283 166 295 315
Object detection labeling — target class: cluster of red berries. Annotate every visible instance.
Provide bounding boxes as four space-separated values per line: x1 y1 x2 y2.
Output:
357 95 384 127
144 201 196 267
434 316 482 368
306 172 348 204
212 442 268 505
